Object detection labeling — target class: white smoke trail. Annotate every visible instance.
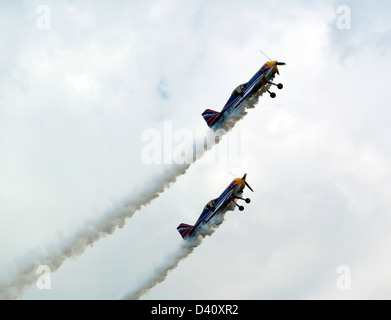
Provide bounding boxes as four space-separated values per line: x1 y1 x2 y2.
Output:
118 94 266 300
0 164 190 300
120 214 226 300
0 92 264 300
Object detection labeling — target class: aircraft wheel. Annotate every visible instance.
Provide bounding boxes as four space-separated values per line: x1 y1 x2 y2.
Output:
238 206 244 211
245 198 251 204
277 83 283 90
270 92 276 98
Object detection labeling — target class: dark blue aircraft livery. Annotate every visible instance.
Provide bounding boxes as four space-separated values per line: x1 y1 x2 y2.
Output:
202 60 285 130
177 174 254 240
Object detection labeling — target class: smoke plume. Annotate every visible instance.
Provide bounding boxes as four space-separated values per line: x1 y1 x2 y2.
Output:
120 214 225 300
0 92 264 299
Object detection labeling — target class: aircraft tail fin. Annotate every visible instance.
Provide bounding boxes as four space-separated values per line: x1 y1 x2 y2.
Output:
202 109 220 127
177 223 194 239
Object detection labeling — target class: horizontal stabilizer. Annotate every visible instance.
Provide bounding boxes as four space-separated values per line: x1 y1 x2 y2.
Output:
202 109 220 127
177 223 194 239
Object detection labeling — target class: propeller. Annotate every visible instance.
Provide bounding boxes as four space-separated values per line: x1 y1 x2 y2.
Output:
275 61 286 75
245 181 254 192
242 173 254 192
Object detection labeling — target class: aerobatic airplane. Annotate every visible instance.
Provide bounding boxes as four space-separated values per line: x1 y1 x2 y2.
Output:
177 174 253 240
202 60 286 130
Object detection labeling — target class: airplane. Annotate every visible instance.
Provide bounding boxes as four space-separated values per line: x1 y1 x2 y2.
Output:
177 174 253 240
202 60 286 131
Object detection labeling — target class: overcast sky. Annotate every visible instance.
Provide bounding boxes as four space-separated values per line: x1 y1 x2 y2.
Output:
1 0 391 299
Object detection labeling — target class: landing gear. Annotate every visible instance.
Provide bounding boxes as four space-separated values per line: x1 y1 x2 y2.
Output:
267 81 283 98
267 90 276 98
235 197 251 211
235 202 245 211
267 80 284 89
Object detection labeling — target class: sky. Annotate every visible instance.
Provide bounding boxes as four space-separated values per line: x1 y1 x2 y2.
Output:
1 0 391 299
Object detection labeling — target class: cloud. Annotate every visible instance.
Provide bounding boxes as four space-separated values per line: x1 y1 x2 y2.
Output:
1 0 391 299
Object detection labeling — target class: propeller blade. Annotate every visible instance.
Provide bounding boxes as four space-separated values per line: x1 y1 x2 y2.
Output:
276 62 286 66
244 181 254 192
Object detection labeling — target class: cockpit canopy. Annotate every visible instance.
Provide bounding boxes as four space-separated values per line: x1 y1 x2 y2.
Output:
203 198 218 211
231 83 247 96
